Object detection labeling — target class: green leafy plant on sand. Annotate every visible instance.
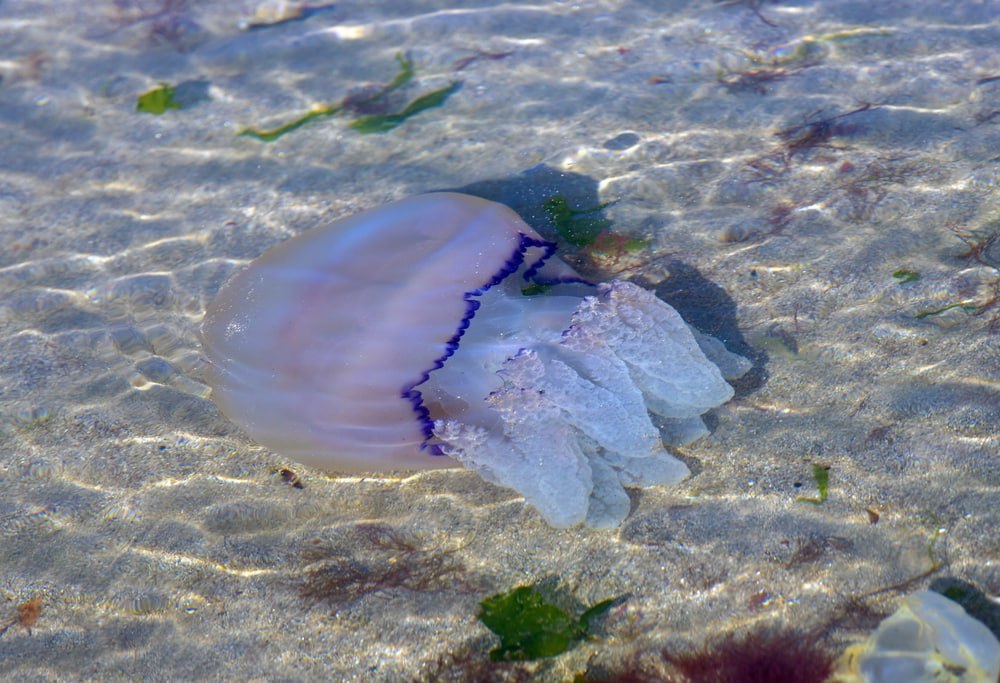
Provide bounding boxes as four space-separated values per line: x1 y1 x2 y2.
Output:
478 585 617 661
136 83 182 114
544 196 615 247
796 464 830 505
542 196 648 267
892 269 919 284
239 53 460 141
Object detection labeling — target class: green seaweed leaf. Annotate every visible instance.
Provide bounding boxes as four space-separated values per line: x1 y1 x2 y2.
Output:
796 464 830 504
478 585 617 662
578 598 616 632
238 54 458 140
137 83 181 114
349 81 461 133
340 52 416 114
239 103 342 142
544 196 614 247
892 269 919 283
383 52 415 93
914 302 980 320
238 52 416 142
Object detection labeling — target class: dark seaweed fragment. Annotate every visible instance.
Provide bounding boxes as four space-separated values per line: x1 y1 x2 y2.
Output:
299 523 475 607
775 103 875 156
349 81 462 133
663 627 836 683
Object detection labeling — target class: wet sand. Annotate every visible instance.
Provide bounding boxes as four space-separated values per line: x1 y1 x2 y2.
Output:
0 0 997 680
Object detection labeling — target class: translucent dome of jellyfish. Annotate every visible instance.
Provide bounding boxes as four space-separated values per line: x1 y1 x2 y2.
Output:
200 193 750 528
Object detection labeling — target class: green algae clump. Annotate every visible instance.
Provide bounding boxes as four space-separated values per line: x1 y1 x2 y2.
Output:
478 585 616 661
136 83 181 114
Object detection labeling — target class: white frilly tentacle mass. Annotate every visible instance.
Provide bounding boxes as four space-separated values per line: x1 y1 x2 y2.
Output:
433 280 749 529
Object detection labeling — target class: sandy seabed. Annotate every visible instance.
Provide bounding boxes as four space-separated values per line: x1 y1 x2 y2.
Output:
0 0 997 680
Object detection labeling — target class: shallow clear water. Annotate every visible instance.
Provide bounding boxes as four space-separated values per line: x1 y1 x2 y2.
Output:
0 0 997 680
